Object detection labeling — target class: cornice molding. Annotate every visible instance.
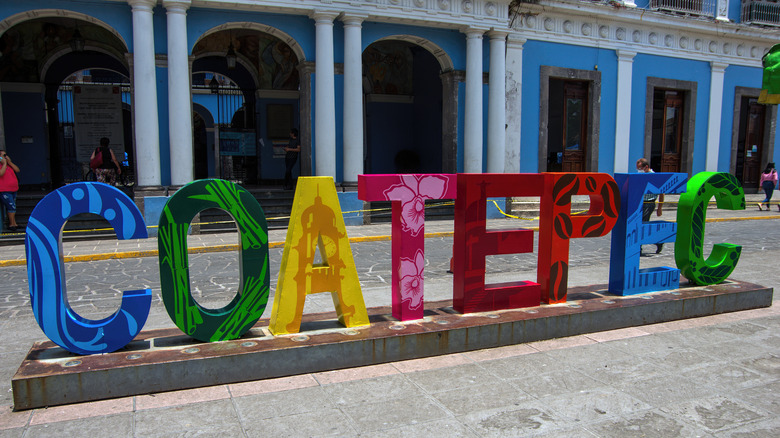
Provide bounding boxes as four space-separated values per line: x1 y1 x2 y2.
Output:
192 0 510 29
512 1 779 67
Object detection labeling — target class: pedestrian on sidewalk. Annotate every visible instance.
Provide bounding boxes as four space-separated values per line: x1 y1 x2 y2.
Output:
0 149 20 232
757 162 777 211
637 158 664 255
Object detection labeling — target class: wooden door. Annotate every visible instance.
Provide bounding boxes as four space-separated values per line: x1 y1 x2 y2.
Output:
660 92 683 172
742 100 765 187
562 82 588 172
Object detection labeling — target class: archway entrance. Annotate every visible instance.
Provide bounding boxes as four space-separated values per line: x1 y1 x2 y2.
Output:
192 27 300 187
55 68 132 185
0 16 131 188
363 39 445 174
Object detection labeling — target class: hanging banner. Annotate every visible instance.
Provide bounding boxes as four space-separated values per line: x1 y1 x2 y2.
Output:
73 84 125 162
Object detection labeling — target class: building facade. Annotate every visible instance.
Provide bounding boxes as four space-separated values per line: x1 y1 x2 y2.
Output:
0 0 777 200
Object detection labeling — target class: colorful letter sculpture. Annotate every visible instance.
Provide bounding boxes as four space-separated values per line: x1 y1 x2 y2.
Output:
675 172 745 285
538 173 620 303
358 174 456 320
269 177 369 334
22 172 750 356
608 173 687 295
453 174 542 313
158 179 270 342
25 182 151 354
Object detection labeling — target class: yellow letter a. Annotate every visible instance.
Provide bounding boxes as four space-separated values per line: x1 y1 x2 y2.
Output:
269 177 369 335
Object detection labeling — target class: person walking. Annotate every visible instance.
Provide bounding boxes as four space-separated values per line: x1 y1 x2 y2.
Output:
0 149 21 232
636 158 664 255
283 128 300 190
757 162 777 211
90 137 122 185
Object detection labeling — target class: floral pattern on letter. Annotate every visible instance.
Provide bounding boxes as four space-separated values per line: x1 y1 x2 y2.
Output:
399 249 425 309
383 174 450 236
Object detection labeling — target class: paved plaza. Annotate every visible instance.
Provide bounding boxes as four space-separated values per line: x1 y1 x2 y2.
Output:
0 197 779 437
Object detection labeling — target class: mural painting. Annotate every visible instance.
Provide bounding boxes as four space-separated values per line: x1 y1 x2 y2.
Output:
362 40 414 95
192 31 299 90
0 20 125 82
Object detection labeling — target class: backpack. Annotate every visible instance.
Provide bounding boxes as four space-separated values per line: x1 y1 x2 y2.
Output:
89 148 103 169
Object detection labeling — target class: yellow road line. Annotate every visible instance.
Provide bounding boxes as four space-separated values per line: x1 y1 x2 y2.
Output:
1 215 776 267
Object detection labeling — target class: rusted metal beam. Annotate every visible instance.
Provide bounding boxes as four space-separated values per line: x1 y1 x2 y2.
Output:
12 279 773 411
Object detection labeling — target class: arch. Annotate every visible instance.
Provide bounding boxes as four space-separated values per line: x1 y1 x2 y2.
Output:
42 49 130 86
195 22 306 62
0 9 127 50
372 35 454 72
193 102 215 128
192 54 260 91
362 38 446 175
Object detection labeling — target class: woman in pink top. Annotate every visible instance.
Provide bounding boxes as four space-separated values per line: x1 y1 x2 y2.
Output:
758 162 778 211
0 149 20 231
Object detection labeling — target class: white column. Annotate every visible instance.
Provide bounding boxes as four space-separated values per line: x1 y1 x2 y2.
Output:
128 0 161 186
487 30 507 174
504 35 524 174
706 62 728 172
342 13 367 184
621 0 637 7
164 0 193 186
716 0 729 22
614 49 636 173
463 27 486 173
311 11 338 179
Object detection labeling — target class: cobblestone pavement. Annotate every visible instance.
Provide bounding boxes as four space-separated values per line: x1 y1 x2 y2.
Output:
0 205 779 436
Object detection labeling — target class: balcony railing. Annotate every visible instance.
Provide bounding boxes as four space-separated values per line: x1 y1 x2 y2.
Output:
651 0 716 17
742 0 780 26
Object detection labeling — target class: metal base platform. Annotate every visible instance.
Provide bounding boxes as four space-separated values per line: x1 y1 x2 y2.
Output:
12 279 773 411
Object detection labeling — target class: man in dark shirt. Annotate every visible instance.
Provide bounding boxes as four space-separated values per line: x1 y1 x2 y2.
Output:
284 128 300 190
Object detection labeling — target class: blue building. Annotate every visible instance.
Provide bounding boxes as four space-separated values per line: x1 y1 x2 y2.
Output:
0 0 777 205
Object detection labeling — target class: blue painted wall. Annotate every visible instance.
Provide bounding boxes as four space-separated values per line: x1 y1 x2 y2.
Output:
629 53 711 174
600 56 618 173
458 82 465 172
156 64 171 185
720 64 776 172
1 91 48 185
482 82 489 171
729 0 743 22
520 41 618 173
335 71 345 181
